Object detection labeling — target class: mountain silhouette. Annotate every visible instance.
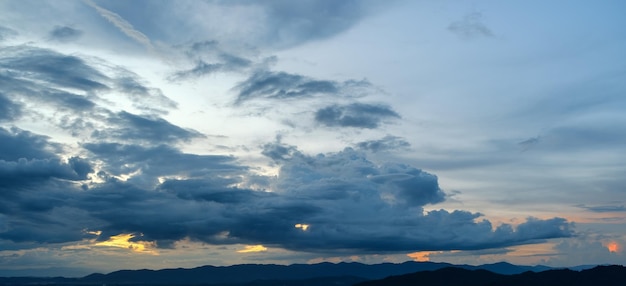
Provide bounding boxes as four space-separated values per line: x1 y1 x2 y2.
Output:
356 265 626 286
0 262 623 286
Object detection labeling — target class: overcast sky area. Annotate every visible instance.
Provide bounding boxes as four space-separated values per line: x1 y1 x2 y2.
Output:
0 0 625 277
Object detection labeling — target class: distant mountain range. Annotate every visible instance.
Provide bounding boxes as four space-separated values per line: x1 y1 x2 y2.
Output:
357 265 626 286
0 261 622 286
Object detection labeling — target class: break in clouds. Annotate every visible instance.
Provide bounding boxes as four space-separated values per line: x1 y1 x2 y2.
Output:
0 44 573 254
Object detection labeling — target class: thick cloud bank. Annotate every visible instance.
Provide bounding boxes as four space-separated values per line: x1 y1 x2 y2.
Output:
0 126 573 253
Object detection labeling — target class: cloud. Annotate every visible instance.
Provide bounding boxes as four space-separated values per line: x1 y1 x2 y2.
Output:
83 0 154 52
0 46 109 92
0 158 91 188
221 0 381 48
83 143 244 188
234 70 338 103
448 12 494 40
0 45 178 133
49 26 83 42
315 103 400 129
170 55 252 80
356 135 411 152
92 111 204 144
0 133 573 254
577 204 626 213
0 93 22 122
0 128 94 244
0 26 17 42
0 127 56 161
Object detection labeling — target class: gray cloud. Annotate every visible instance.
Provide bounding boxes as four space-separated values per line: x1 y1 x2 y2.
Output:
0 127 93 244
91 111 204 144
219 0 381 48
315 103 400 129
448 12 494 40
0 26 17 41
234 69 375 104
356 135 411 152
170 55 252 80
0 133 573 253
577 204 626 213
0 46 109 92
170 40 255 81
0 127 56 161
83 143 244 188
0 93 22 121
61 144 572 252
0 45 178 135
49 26 83 42
235 71 338 103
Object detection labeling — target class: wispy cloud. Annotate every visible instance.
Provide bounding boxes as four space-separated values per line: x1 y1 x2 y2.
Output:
83 0 154 52
448 12 494 40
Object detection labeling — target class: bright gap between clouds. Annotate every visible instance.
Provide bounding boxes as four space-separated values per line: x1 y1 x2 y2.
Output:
94 233 158 255
237 245 268 253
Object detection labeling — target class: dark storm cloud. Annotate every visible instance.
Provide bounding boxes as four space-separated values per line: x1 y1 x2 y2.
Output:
0 134 573 252
448 12 495 40
0 158 90 189
92 111 204 144
234 69 376 104
118 144 568 252
315 103 400 129
49 26 83 42
0 127 92 191
159 178 273 203
0 127 93 244
356 135 411 152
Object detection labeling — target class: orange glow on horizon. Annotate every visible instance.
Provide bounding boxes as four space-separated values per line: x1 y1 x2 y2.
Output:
607 241 621 253
407 251 431 262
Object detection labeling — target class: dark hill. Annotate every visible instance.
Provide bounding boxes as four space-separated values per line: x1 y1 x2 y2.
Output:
356 265 626 286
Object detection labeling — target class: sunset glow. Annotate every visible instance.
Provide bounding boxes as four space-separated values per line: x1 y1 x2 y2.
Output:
237 245 268 253
607 241 621 253
95 234 158 255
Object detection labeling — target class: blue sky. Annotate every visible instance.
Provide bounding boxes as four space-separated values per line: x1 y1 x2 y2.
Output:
0 0 625 276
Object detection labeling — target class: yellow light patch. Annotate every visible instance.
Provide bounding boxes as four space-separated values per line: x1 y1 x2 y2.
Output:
95 233 158 255
86 230 102 236
237 245 267 253
295 223 310 231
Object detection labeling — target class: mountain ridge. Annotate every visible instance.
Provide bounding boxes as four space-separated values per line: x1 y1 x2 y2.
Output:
0 261 620 285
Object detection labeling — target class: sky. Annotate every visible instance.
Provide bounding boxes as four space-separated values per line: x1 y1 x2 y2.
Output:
0 0 625 277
